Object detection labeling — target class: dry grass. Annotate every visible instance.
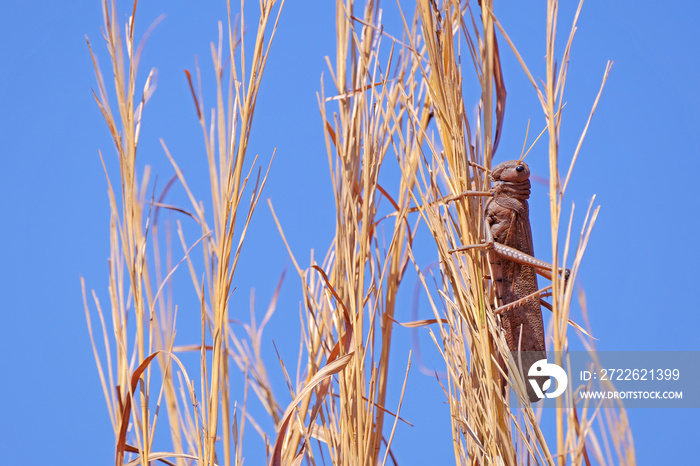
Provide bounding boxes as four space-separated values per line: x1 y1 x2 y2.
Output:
83 0 284 465
83 0 635 465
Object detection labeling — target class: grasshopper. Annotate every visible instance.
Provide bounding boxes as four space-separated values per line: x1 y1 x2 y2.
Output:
453 160 569 403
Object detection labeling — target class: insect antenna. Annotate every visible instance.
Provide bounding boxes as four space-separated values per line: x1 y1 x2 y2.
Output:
519 105 567 163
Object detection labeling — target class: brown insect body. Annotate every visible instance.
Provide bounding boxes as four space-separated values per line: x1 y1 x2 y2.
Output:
485 160 546 402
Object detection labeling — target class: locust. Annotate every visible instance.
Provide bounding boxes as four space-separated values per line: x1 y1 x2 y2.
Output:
453 160 569 403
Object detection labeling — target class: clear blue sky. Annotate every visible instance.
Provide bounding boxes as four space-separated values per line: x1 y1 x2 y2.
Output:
1 1 698 464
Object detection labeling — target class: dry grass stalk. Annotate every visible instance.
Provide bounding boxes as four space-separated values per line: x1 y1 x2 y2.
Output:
272 12 385 466
83 1 284 465
267 2 428 464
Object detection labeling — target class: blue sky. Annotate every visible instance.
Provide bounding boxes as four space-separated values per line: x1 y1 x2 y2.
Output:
1 1 698 464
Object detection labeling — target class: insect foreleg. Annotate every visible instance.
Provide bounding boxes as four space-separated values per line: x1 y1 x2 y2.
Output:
405 190 492 214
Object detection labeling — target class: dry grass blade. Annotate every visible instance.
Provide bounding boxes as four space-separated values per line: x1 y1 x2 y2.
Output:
271 353 355 466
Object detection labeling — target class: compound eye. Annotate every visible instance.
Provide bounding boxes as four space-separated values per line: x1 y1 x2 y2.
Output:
515 165 525 172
